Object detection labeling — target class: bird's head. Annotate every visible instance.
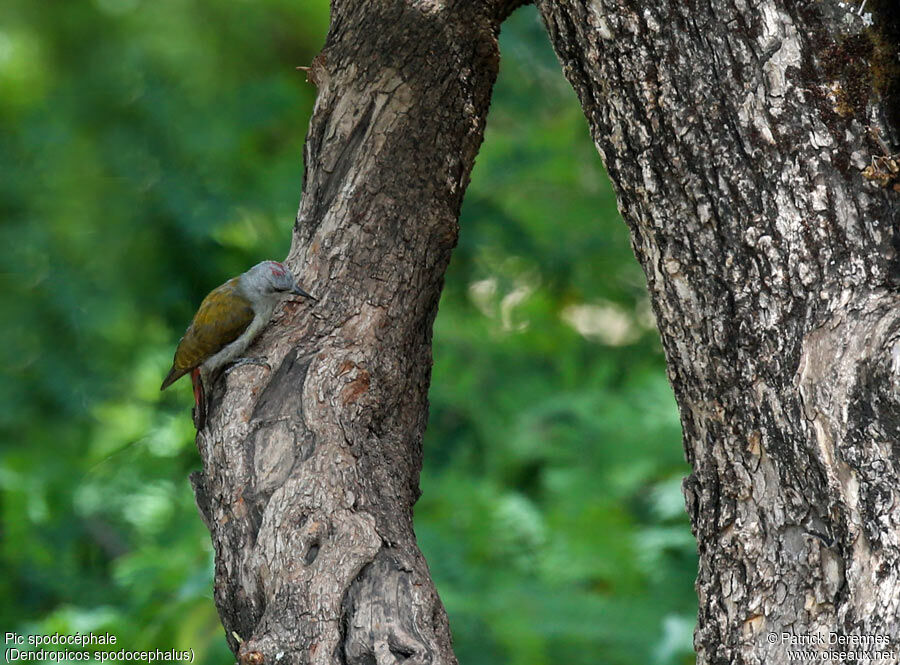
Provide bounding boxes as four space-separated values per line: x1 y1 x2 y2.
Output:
241 260 317 303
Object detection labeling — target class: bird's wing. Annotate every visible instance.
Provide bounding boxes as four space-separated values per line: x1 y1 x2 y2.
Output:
171 277 255 373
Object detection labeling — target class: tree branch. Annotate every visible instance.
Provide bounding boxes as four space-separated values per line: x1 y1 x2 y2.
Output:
190 1 526 662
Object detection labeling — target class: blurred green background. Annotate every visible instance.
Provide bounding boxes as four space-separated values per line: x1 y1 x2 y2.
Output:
0 1 696 663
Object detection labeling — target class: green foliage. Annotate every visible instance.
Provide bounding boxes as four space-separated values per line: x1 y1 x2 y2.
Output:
0 2 696 664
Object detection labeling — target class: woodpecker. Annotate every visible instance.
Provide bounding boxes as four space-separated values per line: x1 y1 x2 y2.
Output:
161 260 315 427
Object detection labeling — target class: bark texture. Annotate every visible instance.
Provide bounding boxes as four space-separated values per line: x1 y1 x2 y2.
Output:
536 0 899 663
190 1 522 663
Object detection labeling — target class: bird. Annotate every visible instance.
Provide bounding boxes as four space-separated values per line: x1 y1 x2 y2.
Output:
161 260 315 427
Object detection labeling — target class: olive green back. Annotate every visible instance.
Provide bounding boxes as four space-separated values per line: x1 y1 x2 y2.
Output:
173 277 255 372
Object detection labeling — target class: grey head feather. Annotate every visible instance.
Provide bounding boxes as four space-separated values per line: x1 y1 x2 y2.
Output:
238 260 314 306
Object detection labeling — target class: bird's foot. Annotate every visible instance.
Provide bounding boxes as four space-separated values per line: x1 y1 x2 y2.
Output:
224 356 271 376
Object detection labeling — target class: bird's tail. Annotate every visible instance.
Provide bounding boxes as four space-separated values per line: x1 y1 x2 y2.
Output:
191 368 207 430
160 366 189 391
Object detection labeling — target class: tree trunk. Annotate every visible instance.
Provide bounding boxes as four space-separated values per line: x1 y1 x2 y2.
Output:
536 0 899 663
190 1 522 663
192 0 899 662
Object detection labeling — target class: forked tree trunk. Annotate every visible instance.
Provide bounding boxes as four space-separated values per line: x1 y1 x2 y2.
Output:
190 1 522 663
191 0 899 663
536 1 900 663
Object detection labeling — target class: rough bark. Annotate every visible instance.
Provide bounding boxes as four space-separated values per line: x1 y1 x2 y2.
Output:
536 0 899 663
189 1 522 663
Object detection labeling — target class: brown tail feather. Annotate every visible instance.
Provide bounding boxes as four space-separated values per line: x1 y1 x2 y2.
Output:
160 365 189 391
191 368 207 430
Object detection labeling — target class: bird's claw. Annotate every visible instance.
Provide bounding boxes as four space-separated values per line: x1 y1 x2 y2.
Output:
224 357 271 375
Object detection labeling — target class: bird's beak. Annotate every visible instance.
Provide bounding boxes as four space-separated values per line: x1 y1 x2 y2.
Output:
291 283 317 300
